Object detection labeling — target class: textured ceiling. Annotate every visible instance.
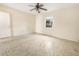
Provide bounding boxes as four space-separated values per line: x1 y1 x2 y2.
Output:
2 3 79 15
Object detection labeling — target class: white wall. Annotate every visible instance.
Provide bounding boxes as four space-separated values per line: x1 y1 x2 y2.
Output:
36 13 44 33
0 5 35 37
36 5 79 42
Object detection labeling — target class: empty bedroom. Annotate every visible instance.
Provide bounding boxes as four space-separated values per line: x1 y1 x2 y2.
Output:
0 3 79 56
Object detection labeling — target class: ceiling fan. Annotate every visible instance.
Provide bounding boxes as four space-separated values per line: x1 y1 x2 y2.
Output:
29 3 47 13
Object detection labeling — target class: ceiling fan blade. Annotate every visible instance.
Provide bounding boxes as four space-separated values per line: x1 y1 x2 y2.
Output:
40 8 47 11
30 8 36 11
39 4 44 7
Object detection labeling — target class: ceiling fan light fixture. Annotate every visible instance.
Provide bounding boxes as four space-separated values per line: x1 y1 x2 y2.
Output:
29 3 47 13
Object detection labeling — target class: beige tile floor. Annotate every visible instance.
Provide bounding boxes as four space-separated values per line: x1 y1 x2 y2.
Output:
0 34 79 56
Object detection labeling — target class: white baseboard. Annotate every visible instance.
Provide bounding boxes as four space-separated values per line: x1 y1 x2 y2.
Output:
34 32 79 43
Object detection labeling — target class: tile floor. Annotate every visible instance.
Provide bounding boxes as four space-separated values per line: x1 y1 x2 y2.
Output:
0 34 79 56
